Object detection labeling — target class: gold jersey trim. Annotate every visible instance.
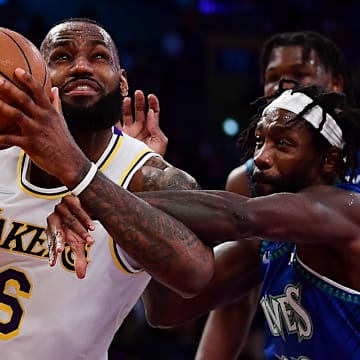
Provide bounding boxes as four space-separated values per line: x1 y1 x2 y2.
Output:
17 133 124 199
16 131 155 274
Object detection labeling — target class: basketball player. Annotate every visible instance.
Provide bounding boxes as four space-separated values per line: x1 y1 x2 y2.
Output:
196 30 359 360
48 81 360 358
43 30 360 359
132 82 360 358
0 19 214 360
227 30 356 199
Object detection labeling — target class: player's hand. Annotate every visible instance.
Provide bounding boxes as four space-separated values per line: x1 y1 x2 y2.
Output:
0 68 89 186
118 90 168 155
46 195 95 279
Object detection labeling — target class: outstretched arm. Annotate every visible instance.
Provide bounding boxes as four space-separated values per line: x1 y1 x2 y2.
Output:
71 168 213 298
136 187 360 246
48 195 262 327
140 185 360 327
48 184 360 283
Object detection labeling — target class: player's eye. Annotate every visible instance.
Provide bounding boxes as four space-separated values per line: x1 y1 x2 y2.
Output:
53 52 70 61
255 135 264 148
277 138 292 147
93 52 110 61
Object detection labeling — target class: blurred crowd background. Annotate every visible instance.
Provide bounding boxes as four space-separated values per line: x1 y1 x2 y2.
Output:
2 0 360 358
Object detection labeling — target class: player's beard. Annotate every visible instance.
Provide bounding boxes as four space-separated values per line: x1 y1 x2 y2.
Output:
62 87 124 133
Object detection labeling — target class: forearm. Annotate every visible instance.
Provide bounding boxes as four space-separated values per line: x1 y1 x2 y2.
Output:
136 190 250 245
136 188 359 245
77 171 214 297
195 285 262 360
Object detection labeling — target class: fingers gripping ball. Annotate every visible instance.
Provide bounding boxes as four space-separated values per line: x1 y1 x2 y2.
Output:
0 27 52 133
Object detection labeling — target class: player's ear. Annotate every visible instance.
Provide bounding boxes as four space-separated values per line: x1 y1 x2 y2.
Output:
321 147 341 174
119 68 128 97
331 74 345 93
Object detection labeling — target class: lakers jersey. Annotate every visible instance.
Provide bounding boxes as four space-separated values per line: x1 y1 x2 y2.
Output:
0 130 157 360
260 240 360 359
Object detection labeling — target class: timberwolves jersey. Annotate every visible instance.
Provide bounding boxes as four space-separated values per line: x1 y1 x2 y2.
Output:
0 130 157 360
260 240 360 359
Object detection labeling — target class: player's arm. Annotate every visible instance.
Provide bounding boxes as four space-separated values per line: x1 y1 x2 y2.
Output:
48 158 214 297
196 160 260 360
48 183 360 279
195 284 262 360
136 187 360 246
225 163 252 197
137 155 270 331
140 185 360 327
142 240 262 328
0 67 214 298
128 155 200 192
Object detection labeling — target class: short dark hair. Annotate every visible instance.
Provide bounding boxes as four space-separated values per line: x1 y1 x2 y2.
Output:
259 31 355 106
40 17 121 66
238 81 360 182
52 17 103 28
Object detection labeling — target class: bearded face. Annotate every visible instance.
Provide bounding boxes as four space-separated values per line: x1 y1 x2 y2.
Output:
61 87 124 133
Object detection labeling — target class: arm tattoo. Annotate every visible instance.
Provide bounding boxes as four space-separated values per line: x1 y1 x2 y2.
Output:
141 156 201 191
78 169 212 293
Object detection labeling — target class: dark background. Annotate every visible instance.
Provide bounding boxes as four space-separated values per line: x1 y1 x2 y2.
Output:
3 0 360 358
3 0 360 190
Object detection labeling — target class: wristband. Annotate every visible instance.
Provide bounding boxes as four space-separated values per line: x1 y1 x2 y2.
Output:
71 162 98 196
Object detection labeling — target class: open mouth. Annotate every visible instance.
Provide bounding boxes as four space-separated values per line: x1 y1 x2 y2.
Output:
63 79 101 96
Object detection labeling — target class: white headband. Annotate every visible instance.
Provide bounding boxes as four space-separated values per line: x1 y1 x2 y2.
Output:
262 90 345 149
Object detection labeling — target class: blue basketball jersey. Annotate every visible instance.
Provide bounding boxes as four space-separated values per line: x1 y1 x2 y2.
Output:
260 241 360 359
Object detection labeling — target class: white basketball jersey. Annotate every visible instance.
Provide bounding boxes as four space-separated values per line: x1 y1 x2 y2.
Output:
0 131 156 360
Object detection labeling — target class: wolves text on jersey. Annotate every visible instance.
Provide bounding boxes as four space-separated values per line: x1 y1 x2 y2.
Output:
260 283 313 343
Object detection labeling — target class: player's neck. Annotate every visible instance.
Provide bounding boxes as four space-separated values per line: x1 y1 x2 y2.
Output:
28 128 113 189
71 128 113 163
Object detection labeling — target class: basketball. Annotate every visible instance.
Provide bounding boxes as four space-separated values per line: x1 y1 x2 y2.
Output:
0 27 52 133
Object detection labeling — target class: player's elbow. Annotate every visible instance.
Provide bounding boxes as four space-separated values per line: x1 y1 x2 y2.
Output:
175 255 214 298
170 274 211 299
143 295 191 329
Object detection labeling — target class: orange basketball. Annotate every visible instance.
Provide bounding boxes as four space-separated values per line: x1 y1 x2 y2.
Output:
0 27 52 133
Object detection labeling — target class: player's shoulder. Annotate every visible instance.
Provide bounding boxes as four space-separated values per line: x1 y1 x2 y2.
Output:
130 156 199 192
141 154 168 170
300 184 354 197
226 160 253 196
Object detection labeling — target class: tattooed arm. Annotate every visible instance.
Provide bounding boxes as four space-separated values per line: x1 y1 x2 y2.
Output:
0 65 212 297
128 156 200 192
48 157 213 297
